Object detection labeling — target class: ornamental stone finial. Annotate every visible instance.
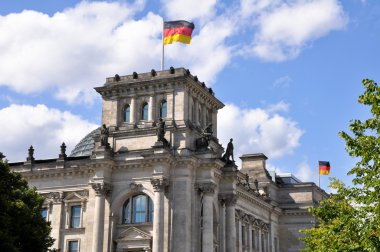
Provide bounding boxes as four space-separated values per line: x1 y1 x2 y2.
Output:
150 178 168 192
27 145 35 162
59 142 67 159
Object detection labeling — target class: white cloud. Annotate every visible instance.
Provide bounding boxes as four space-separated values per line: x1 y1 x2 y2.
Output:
0 104 97 162
162 0 217 22
240 0 279 17
295 160 314 182
218 102 303 161
165 16 234 84
0 1 158 104
0 1 237 104
245 0 348 61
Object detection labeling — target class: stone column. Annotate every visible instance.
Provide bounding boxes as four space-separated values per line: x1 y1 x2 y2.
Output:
258 229 262 252
237 219 242 252
91 182 112 252
225 195 237 252
248 226 252 252
149 95 155 121
212 110 217 136
151 178 168 252
130 97 136 124
198 182 216 252
108 213 118 252
219 199 226 252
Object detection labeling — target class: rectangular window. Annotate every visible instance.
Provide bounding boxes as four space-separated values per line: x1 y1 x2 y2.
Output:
68 240 79 252
41 208 48 221
70 205 81 228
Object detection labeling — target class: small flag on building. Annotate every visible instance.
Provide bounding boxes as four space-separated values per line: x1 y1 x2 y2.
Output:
163 20 195 45
319 161 331 175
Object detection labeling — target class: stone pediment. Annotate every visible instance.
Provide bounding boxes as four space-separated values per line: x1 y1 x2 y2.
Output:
117 227 151 242
63 191 88 203
116 227 152 251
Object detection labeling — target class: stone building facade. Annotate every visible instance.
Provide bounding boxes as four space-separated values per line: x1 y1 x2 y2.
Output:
10 68 327 252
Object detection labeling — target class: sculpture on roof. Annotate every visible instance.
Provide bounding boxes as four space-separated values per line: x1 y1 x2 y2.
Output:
222 138 235 163
156 118 169 147
100 124 109 147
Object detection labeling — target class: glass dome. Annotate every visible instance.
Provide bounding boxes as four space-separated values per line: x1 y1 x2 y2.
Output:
69 127 100 157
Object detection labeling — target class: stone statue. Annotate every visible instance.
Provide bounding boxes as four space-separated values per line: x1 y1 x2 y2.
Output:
222 138 235 163
203 123 213 139
100 124 109 147
157 118 166 142
195 123 214 150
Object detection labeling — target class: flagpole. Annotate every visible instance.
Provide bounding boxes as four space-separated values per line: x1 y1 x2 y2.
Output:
161 20 164 71
318 164 321 187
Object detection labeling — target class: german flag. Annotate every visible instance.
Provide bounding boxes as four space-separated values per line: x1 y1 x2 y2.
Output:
319 161 331 175
164 20 194 45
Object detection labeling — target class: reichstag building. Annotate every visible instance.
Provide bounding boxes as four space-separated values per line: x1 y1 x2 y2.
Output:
10 68 327 252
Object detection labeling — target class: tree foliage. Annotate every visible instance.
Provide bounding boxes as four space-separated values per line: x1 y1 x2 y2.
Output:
302 79 380 251
0 160 54 252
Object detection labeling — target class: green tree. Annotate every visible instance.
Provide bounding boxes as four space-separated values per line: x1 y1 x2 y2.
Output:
302 79 380 251
0 159 55 252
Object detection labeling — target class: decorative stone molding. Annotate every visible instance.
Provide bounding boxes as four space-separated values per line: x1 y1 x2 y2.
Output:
129 182 143 193
197 182 216 194
150 177 168 192
44 191 64 203
91 182 113 196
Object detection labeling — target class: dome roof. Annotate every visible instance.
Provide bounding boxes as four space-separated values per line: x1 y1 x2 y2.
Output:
69 127 100 157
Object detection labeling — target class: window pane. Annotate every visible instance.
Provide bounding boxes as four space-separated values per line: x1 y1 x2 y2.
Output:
69 240 79 252
123 200 131 224
142 103 148 120
124 105 130 123
134 195 147 211
133 195 147 223
70 205 81 228
160 100 167 118
41 208 48 221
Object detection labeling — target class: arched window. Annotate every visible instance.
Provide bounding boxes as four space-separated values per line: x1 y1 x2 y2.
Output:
141 102 148 121
123 104 130 123
122 194 154 224
160 100 167 118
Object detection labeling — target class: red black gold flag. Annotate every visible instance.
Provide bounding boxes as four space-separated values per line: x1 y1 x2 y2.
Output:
163 20 195 45
319 161 331 175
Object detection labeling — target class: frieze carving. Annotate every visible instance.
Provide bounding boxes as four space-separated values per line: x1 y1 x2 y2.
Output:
150 178 168 192
130 182 143 193
197 182 216 194
43 192 64 203
91 182 112 196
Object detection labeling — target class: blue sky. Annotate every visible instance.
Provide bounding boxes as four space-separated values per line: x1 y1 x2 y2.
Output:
0 0 378 191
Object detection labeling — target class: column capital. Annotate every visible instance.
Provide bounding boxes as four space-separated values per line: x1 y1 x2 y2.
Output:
150 177 168 192
197 182 216 195
91 182 112 196
219 194 237 206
